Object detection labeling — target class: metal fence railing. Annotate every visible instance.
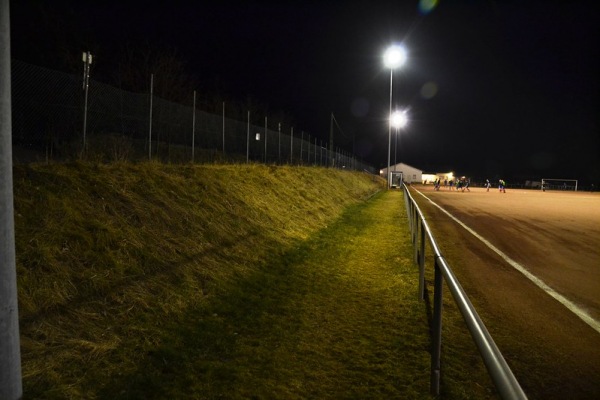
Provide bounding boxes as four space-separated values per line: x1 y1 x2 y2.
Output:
402 183 528 399
11 59 375 173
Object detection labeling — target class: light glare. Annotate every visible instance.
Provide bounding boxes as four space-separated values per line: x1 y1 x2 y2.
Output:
384 45 407 69
391 110 408 129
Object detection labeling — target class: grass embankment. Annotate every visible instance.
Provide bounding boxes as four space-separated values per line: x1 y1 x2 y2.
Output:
14 162 493 399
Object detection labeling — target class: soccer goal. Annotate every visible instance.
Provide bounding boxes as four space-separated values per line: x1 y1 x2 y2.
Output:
541 178 578 191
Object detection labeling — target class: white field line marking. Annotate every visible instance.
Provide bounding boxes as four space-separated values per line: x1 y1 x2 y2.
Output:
414 188 600 335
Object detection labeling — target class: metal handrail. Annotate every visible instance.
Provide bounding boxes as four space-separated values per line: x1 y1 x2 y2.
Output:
402 184 527 399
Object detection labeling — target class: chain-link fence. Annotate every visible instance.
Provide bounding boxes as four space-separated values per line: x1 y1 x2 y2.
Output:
11 60 375 173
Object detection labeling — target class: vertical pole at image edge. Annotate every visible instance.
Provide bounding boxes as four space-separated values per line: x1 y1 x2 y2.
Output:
0 0 24 398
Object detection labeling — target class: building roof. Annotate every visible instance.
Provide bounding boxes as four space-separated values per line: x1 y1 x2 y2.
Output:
381 162 423 173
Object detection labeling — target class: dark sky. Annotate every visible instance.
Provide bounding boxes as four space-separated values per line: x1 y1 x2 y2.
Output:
10 0 600 183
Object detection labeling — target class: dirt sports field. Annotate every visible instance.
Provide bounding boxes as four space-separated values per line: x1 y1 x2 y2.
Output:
408 184 600 399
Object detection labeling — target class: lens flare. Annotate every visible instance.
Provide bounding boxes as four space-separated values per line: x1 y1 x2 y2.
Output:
418 0 439 15
420 81 438 99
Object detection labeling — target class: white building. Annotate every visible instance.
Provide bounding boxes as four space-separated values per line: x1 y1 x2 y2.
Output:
422 171 455 185
380 162 422 186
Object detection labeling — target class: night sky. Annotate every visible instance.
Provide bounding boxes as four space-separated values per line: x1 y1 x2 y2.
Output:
9 0 600 183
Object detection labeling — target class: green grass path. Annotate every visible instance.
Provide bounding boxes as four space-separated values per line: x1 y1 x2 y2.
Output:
106 190 433 399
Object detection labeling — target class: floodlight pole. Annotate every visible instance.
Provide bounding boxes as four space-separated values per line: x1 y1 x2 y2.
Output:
1 0 24 397
387 69 393 188
384 45 406 188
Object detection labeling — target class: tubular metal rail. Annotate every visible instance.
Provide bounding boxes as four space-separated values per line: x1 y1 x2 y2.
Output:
402 184 528 399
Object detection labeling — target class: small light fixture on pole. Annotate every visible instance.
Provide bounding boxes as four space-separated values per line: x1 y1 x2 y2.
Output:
383 44 407 188
82 51 92 152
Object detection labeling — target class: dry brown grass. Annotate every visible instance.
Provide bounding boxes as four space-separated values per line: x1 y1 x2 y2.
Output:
14 162 496 399
14 162 388 398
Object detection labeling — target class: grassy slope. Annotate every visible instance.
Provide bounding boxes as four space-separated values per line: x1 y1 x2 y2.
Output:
13 162 494 399
12 162 377 397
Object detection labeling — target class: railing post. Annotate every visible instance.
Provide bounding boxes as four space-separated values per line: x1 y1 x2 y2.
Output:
418 223 426 301
431 256 443 395
413 219 419 264
412 205 418 245
407 199 413 232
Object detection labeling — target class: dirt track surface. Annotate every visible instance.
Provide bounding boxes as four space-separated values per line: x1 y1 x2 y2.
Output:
408 185 600 400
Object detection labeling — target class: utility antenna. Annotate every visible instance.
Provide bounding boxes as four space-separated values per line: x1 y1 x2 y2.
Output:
81 51 92 151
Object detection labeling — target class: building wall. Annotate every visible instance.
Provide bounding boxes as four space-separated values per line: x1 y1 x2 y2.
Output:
381 163 422 183
422 172 457 185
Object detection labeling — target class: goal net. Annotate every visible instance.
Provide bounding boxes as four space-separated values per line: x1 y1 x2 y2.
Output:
541 178 578 191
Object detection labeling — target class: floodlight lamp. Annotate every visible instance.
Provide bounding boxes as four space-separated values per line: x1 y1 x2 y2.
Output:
384 45 407 69
390 110 408 129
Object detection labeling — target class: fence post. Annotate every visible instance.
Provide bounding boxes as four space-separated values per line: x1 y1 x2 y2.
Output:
290 127 293 164
191 90 196 162
329 112 334 167
148 73 153 160
0 1 24 396
300 131 303 164
246 110 250 163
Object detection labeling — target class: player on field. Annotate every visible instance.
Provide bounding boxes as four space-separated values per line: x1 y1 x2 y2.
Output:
499 179 506 193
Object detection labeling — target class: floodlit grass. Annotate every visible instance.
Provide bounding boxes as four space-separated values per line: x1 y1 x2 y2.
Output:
13 162 495 399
